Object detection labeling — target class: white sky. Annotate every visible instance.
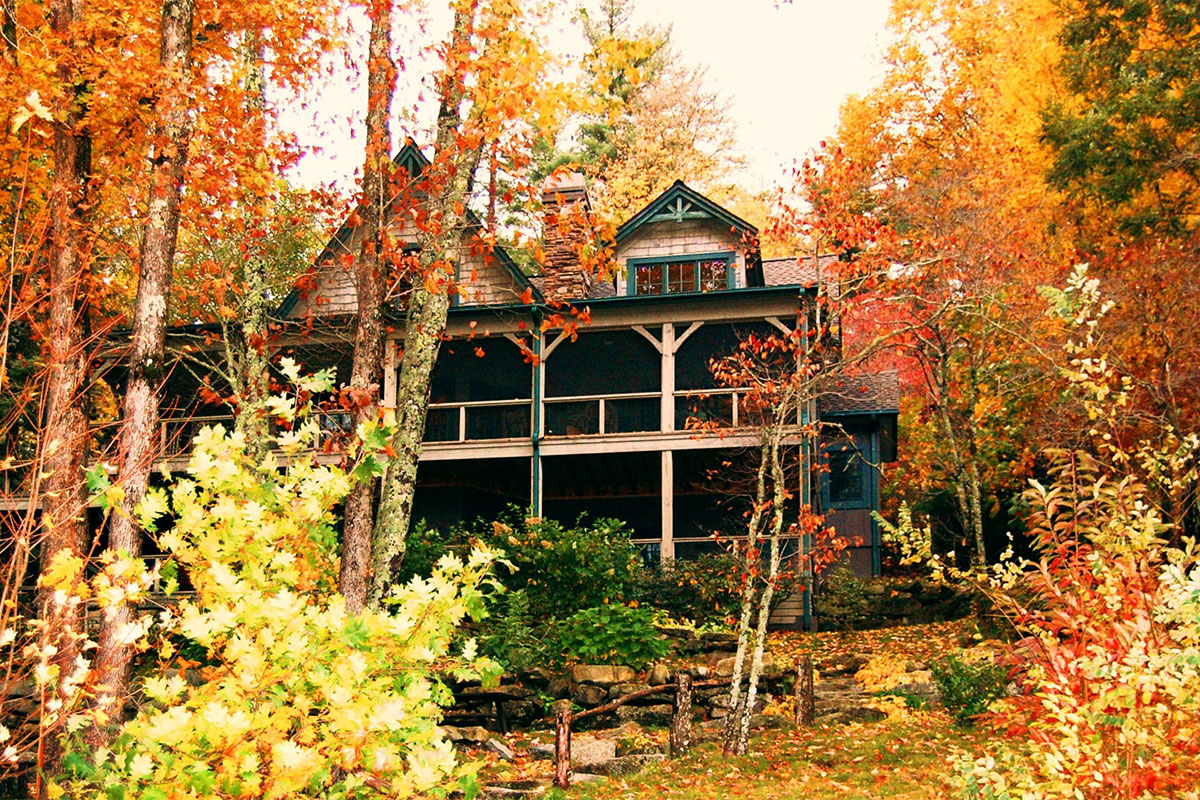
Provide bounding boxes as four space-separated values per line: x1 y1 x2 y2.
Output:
283 0 893 194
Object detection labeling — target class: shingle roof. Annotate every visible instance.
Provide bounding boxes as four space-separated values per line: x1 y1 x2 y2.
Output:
762 254 841 288
818 371 900 416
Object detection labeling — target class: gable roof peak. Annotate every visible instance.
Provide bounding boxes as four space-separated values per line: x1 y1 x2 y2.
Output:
614 181 757 244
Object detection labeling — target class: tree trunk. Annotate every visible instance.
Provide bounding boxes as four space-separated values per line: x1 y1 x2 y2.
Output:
369 281 448 604
232 33 272 461
367 3 478 606
733 441 786 755
338 0 394 613
36 0 92 783
89 0 194 745
722 440 769 756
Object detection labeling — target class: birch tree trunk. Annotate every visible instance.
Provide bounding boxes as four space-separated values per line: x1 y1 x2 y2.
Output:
722 440 770 756
36 0 92 781
90 0 194 745
338 0 394 613
733 433 787 755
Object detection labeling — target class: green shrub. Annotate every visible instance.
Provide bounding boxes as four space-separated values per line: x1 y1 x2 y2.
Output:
552 604 670 669
477 589 549 673
814 566 870 630
403 510 641 620
931 652 1009 725
634 553 743 626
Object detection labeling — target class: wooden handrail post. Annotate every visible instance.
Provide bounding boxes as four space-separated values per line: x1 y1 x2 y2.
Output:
554 708 571 789
795 653 815 727
670 671 693 757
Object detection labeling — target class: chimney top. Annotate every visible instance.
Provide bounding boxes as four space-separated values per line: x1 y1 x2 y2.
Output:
541 172 589 206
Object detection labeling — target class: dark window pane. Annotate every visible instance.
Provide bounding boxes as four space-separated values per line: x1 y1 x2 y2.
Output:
667 261 697 293
424 407 460 442
605 397 659 433
675 393 733 430
636 263 664 295
545 400 599 435
465 405 530 440
546 330 660 396
828 450 865 504
674 322 779 390
429 338 531 403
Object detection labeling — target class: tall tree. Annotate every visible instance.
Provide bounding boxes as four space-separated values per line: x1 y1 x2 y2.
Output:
335 0 564 610
1041 0 1200 536
90 0 195 742
35 0 95 780
828 0 1070 564
369 0 562 606
1044 0 1200 239
338 0 398 613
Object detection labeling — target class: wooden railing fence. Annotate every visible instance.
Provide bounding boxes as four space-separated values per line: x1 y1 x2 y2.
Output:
552 656 816 789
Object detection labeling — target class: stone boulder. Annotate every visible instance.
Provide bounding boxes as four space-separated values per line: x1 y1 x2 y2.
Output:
607 682 652 701
485 738 517 761
715 652 774 677
441 725 492 744
615 704 673 726
585 753 667 777
572 684 608 707
648 663 672 686
572 738 617 768
572 665 636 685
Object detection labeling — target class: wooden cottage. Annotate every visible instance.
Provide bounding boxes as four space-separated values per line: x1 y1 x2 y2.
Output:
273 144 898 626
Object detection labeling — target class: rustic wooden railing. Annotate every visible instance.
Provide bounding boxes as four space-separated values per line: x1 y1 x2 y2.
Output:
552 656 816 789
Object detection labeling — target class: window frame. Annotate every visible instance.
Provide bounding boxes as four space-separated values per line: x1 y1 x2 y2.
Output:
625 251 737 296
822 443 873 510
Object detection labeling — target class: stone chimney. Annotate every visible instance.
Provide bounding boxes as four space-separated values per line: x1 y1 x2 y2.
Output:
540 172 593 303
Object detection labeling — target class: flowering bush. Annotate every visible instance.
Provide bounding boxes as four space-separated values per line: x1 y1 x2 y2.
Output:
54 368 499 799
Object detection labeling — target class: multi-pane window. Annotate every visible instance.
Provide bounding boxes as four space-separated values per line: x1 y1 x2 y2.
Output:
827 448 867 506
632 256 731 295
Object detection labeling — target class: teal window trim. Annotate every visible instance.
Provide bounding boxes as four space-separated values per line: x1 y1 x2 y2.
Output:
821 441 873 511
625 251 736 296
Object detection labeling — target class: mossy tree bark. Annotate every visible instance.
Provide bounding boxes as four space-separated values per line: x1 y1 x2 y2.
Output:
368 2 479 608
90 0 194 746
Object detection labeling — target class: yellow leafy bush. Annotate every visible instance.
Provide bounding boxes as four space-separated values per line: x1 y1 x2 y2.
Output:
59 395 499 799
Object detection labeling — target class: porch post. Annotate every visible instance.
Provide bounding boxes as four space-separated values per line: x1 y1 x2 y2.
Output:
661 449 674 561
661 323 675 432
382 338 398 408
531 330 544 516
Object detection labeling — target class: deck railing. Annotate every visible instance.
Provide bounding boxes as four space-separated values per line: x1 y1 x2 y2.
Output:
144 391 754 455
673 388 746 430
424 399 532 443
543 392 660 436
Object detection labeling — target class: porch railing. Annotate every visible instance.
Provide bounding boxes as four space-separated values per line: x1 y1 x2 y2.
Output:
424 399 531 443
543 392 659 436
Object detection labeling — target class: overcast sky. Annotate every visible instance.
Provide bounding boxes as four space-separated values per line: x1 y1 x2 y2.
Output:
284 0 893 193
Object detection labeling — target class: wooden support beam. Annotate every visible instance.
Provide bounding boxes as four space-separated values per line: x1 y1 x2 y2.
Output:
661 449 674 561
633 324 664 353
382 340 398 407
672 320 705 352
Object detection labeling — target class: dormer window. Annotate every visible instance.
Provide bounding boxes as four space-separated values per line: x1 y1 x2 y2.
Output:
629 253 735 296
